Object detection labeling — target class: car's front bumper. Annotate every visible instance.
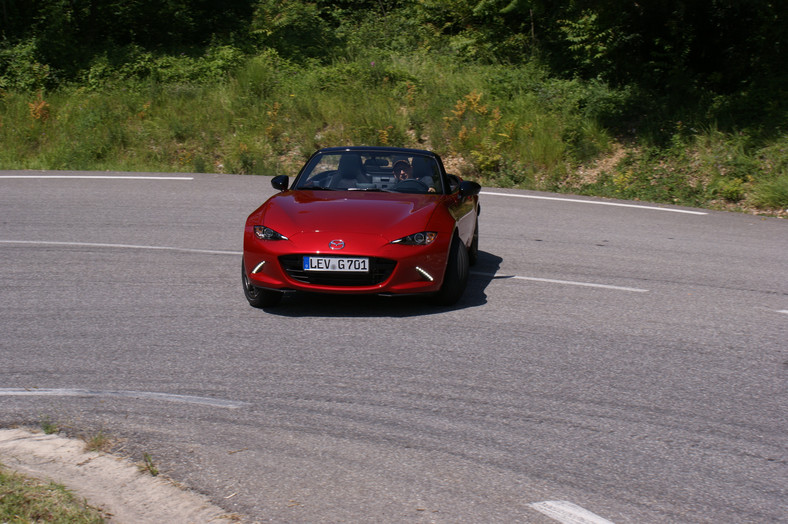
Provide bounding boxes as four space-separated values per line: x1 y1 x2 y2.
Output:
243 229 450 295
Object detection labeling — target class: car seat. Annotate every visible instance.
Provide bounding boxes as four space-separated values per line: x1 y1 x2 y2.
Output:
411 155 437 192
331 153 369 189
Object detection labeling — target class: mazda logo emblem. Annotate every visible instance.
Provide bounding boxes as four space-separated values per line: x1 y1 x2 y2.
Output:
329 240 345 250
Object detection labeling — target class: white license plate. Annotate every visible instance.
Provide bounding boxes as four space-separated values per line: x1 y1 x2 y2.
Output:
303 256 369 272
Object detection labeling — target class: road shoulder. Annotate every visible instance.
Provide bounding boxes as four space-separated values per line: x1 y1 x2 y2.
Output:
0 428 239 523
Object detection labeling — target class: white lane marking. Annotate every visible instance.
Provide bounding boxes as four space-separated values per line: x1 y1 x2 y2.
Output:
530 501 615 524
0 388 248 409
481 191 708 215
4 240 647 292
778 310 788 315
0 240 239 256
0 175 193 180
472 271 648 293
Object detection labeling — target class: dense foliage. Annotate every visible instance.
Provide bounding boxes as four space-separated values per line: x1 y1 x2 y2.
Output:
1 0 786 212
3 1 784 99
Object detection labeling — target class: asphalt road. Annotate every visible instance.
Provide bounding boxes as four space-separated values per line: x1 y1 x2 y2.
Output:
1 171 786 523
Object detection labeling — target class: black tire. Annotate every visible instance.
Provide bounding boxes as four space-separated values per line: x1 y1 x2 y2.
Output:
242 260 283 308
431 234 469 306
468 217 479 266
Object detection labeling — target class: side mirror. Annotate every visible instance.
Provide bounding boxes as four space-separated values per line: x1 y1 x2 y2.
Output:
271 175 289 191
459 180 481 198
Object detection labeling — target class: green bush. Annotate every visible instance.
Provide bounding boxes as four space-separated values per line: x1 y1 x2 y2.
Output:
0 40 53 91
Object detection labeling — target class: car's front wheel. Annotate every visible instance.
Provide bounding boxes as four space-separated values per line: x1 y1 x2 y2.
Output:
468 217 479 266
242 260 283 308
431 233 469 306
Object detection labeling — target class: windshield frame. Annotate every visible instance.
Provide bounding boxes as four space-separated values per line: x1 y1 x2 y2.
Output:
293 149 448 194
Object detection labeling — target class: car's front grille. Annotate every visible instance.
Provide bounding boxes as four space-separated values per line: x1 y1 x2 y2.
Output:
279 255 396 287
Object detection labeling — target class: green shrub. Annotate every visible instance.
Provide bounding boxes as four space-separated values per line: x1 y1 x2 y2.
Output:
0 39 53 91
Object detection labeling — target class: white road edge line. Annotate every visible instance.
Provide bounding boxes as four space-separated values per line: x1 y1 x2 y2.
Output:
777 310 788 315
481 191 708 215
529 500 615 524
0 388 249 409
0 240 239 256
0 175 193 180
471 271 648 293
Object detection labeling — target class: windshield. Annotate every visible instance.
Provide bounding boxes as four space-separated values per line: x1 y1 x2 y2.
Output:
295 151 444 194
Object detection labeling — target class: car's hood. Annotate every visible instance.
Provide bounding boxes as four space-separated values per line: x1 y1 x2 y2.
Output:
260 190 439 239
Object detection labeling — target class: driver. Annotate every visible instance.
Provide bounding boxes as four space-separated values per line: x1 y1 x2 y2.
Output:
393 160 436 192
393 160 413 181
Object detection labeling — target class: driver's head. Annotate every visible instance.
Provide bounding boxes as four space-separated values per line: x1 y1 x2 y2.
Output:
393 160 413 181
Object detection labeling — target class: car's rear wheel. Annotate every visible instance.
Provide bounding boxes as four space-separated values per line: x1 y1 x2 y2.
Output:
242 260 283 308
431 233 469 306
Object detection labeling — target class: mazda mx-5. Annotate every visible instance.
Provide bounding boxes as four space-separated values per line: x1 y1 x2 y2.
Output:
242 146 481 307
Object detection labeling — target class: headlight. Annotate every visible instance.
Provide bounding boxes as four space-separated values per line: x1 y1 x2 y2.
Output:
391 231 437 245
254 225 288 240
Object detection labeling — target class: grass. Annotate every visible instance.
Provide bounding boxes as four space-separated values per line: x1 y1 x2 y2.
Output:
0 463 106 523
38 416 59 435
139 452 159 477
0 52 785 215
83 430 112 454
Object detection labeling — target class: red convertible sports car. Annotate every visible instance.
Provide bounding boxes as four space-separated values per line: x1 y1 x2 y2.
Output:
242 146 481 307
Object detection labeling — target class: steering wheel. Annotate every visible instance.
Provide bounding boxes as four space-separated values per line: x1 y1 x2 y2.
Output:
392 179 429 193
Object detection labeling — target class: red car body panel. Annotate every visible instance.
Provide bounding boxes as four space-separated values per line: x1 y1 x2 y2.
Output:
242 146 479 300
244 191 469 294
